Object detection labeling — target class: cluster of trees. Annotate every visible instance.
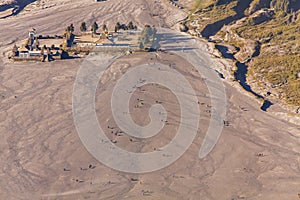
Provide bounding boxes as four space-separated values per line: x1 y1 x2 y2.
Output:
65 21 138 35
78 22 97 33
24 36 40 51
81 22 108 33
65 22 108 34
64 23 75 46
138 25 160 51
114 21 137 32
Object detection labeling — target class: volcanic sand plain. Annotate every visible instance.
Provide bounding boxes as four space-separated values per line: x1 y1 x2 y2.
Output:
0 0 299 199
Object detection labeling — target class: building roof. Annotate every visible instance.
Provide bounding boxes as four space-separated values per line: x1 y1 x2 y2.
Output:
95 38 114 45
74 34 100 44
29 51 41 54
19 46 29 52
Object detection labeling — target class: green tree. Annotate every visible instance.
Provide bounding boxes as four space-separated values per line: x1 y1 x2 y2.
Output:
80 22 87 32
138 25 160 50
91 22 99 33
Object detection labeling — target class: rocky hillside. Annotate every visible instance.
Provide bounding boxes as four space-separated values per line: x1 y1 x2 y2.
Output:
188 0 300 109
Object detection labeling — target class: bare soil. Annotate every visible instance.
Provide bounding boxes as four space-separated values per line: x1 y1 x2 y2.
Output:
0 0 299 199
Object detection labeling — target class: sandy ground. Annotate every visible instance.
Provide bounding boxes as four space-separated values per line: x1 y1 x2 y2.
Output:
0 0 299 199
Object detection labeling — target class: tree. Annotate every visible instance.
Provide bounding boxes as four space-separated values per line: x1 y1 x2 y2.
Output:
151 27 160 50
12 44 18 56
138 25 160 51
70 24 74 33
128 21 134 30
65 27 70 32
102 24 108 32
80 22 87 32
66 24 74 33
114 22 120 32
12 44 18 52
91 22 99 33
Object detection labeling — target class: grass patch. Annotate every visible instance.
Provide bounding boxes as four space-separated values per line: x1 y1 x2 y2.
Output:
188 0 237 32
230 12 300 106
188 1 300 106
191 0 215 13
250 54 300 105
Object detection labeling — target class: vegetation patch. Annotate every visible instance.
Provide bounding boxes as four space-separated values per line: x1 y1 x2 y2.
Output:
188 0 300 106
